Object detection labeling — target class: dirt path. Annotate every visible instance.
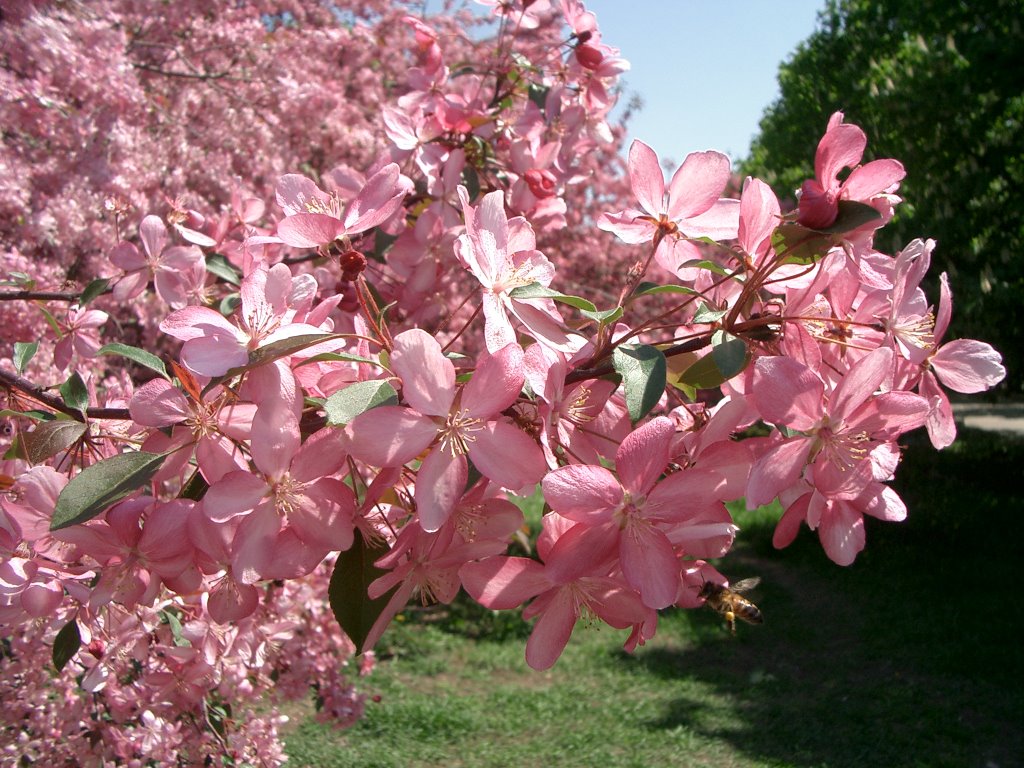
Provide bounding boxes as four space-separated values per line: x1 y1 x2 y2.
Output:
952 401 1024 436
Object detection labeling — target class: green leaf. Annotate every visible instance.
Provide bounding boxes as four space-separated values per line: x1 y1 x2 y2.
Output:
161 609 191 647
508 282 597 313
23 419 87 465
59 372 89 415
50 451 169 531
0 408 48 422
79 278 110 305
711 331 751 380
461 166 481 202
294 351 380 370
632 282 699 298
611 344 667 423
527 83 549 110
205 254 242 285
13 341 38 374
677 259 731 276
52 619 81 672
204 333 347 393
323 380 399 426
579 306 623 325
98 343 170 380
329 530 399 654
37 304 61 336
692 303 729 324
372 230 399 263
219 294 241 315
178 470 209 502
678 334 750 389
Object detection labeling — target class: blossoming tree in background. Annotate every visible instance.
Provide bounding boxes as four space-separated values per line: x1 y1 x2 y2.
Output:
0 0 1005 764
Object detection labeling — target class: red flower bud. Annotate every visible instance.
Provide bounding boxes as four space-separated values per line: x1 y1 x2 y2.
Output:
340 249 367 281
525 168 557 199
574 43 604 71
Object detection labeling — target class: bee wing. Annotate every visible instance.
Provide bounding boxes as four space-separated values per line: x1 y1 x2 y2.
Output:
729 577 761 593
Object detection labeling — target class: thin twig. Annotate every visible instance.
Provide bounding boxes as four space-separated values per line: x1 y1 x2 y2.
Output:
0 367 130 421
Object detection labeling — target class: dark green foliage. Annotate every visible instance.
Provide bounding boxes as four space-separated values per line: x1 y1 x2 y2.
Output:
743 0 1024 391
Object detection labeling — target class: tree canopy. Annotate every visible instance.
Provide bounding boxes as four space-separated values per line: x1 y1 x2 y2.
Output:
743 0 1024 392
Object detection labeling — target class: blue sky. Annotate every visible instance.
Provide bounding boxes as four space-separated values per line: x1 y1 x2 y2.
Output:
581 0 826 166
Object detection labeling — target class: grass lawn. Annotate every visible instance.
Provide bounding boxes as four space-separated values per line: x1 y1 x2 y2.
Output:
286 427 1024 768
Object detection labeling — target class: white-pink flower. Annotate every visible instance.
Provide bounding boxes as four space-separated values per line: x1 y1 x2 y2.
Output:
455 187 580 353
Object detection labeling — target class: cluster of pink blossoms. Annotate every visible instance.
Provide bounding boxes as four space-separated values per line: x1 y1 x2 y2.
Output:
0 0 1006 764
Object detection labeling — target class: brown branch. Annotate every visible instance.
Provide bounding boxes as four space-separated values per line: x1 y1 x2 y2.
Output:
0 290 83 302
0 367 131 422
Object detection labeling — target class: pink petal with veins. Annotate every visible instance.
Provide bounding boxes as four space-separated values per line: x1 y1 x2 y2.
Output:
468 419 546 490
391 329 455 416
204 472 269 523
931 339 1006 393
615 416 673 498
277 213 346 248
620 524 680 609
460 556 549 609
130 379 190 426
627 140 665 216
667 150 732 220
542 464 622 523
345 406 437 467
751 356 823 431
415 449 467 533
463 343 524 417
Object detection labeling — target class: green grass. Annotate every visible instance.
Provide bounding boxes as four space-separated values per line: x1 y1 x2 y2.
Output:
287 428 1024 768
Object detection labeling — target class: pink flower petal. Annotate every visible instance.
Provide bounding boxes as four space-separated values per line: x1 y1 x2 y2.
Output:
615 416 673 497
139 214 168 258
129 379 190 427
747 437 813 509
931 339 1006 394
627 140 665 217
345 406 437 467
463 343 524 418
459 556 549 609
815 122 865 184
415 449 467 533
620 524 680 609
525 588 576 670
343 163 410 233
469 419 547 491
204 472 269 523
542 464 623 523
667 150 731 221
751 356 823 431
277 213 346 248
391 329 455 417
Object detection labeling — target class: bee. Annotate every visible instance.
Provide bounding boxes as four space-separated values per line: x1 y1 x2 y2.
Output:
699 577 763 634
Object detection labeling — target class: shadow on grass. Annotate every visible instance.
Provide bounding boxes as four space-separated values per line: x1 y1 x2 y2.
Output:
625 428 1024 768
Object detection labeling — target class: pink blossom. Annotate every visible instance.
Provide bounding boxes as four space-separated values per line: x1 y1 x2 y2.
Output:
109 215 204 307
53 304 108 371
455 187 580 353
542 416 734 609
917 273 1006 448
159 261 332 376
599 139 740 274
346 329 546 532
748 347 930 510
274 164 412 249
203 405 354 583
797 111 906 230
461 515 652 670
